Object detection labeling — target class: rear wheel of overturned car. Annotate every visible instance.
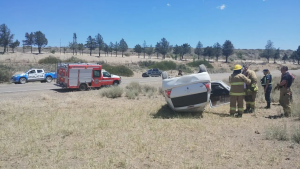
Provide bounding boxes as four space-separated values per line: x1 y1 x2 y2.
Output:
19 77 26 84
162 71 168 80
46 76 53 83
199 64 207 73
79 84 87 91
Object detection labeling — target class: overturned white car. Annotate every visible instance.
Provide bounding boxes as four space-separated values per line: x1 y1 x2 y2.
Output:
162 65 230 112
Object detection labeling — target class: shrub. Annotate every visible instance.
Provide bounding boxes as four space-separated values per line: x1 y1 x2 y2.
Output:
230 58 234 62
100 86 123 98
124 53 130 57
64 56 87 63
125 82 142 99
292 127 300 144
138 61 156 67
265 124 289 141
50 49 56 54
102 64 134 77
187 60 213 68
149 61 177 70
38 55 62 64
0 65 13 83
142 84 157 97
177 64 193 73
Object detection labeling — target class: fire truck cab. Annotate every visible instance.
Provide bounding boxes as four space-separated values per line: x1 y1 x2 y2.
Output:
57 63 121 91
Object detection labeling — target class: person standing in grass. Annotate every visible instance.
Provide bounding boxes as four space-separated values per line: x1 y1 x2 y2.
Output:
277 66 294 117
242 64 258 113
260 69 272 109
229 64 251 118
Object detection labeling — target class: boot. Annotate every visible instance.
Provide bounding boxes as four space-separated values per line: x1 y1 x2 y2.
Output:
244 107 250 113
264 103 270 109
234 113 243 118
249 108 255 113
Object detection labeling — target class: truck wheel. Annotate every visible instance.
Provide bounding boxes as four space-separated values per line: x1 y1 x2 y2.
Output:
199 64 207 73
79 84 87 91
19 78 26 84
113 81 119 86
162 72 168 80
46 76 53 83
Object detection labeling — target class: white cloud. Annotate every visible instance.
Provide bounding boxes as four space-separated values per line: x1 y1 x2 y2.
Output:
217 4 226 10
167 3 171 6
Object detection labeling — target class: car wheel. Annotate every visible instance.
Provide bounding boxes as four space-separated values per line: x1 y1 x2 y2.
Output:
19 77 26 84
162 71 168 80
199 64 207 73
79 84 87 91
113 81 119 86
46 76 53 83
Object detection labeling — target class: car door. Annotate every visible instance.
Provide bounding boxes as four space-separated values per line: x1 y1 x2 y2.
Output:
102 70 113 85
147 69 153 76
209 81 230 108
92 69 102 87
152 69 158 76
36 69 45 80
27 69 37 81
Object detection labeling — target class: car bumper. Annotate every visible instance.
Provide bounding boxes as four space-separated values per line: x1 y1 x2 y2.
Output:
172 102 207 112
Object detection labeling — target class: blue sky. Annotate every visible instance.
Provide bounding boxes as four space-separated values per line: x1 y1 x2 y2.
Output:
1 0 299 50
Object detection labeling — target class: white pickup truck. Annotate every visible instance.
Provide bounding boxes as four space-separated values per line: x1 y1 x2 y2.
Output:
161 65 230 112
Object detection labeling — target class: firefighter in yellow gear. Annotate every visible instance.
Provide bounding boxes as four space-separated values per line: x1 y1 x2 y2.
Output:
242 64 258 113
229 64 252 118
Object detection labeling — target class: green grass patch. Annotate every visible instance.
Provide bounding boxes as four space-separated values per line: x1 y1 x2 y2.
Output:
138 61 156 68
38 55 62 64
187 60 213 68
63 56 87 63
102 64 134 77
149 61 177 70
0 65 14 83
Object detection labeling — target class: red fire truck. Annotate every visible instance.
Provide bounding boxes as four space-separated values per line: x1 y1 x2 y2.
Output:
56 63 121 90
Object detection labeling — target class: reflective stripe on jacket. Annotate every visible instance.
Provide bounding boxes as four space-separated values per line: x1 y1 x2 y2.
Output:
229 73 251 96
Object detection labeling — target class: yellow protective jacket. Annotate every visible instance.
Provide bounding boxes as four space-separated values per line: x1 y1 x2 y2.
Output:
229 73 251 96
244 69 258 92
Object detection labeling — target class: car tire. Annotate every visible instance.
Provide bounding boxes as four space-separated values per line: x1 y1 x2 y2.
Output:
19 77 26 84
113 81 119 86
162 71 168 80
79 84 87 91
46 76 53 83
199 64 207 73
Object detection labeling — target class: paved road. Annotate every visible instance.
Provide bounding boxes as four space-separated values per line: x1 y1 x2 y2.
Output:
0 69 299 94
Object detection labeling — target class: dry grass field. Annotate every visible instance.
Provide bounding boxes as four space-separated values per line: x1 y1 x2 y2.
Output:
1 78 300 168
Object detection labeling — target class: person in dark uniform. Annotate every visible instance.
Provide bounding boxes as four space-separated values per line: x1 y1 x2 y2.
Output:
178 70 183 76
260 69 272 109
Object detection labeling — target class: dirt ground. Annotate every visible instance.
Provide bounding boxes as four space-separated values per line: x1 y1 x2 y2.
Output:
0 80 300 169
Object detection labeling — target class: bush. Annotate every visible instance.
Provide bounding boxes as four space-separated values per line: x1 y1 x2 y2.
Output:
0 65 13 83
124 53 130 57
142 84 157 97
64 56 87 63
177 64 193 73
187 60 213 68
38 55 61 64
125 82 141 99
102 64 134 77
149 61 177 70
138 61 156 67
292 127 300 144
265 125 289 141
100 86 123 98
50 49 56 54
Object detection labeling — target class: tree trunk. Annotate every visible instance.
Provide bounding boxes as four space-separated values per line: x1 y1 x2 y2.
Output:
99 49 101 57
90 49 92 56
267 57 269 63
138 53 140 58
116 51 117 57
216 56 219 61
38 47 41 54
73 49 74 55
12 48 14 53
225 56 228 63
111 52 112 57
31 45 32 53
122 51 123 57
144 52 145 59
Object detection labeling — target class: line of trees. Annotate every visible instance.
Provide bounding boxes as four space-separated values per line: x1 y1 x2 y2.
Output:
259 40 300 64
2 23 300 64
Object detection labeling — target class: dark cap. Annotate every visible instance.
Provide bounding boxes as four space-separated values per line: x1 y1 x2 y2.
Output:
263 69 269 72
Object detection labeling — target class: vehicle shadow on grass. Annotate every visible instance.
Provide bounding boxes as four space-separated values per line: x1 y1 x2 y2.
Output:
152 104 203 119
50 89 75 93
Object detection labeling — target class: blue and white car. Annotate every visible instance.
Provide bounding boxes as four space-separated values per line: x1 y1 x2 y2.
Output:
11 68 57 84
